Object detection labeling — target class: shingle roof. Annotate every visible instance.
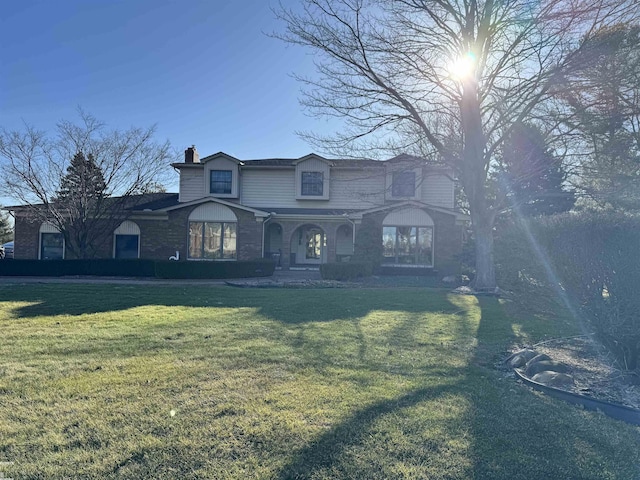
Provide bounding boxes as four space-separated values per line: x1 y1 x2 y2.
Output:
129 193 179 211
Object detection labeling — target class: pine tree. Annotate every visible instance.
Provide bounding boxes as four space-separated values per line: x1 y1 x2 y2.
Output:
56 152 106 204
499 123 575 217
54 151 107 258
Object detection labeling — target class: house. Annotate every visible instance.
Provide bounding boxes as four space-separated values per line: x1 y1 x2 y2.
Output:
8 147 467 274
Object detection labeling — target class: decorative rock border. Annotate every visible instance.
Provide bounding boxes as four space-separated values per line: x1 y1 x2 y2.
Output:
513 368 640 426
507 348 640 426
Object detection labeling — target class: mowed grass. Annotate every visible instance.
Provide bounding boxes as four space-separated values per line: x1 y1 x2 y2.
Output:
0 284 638 479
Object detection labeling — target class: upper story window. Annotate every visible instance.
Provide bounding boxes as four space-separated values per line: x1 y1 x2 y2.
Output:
392 171 416 197
301 172 324 196
210 170 232 194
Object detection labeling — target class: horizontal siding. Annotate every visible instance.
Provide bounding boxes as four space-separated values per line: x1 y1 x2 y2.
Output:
242 170 297 207
329 168 385 208
179 165 453 210
421 173 454 208
179 168 204 203
242 168 387 209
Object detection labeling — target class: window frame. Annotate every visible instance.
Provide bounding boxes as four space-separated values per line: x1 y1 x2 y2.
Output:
114 234 140 259
40 232 65 260
210 170 233 195
382 225 434 267
391 171 417 198
301 171 324 196
188 221 237 260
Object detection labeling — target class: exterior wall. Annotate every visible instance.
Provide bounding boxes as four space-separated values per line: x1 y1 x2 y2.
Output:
179 167 205 203
242 167 387 209
13 216 40 259
135 205 262 262
359 206 463 276
180 160 455 211
421 173 455 208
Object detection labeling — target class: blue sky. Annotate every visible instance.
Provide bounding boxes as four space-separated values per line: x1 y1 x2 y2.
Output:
0 0 337 193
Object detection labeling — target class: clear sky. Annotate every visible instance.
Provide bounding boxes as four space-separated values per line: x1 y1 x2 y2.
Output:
0 0 338 193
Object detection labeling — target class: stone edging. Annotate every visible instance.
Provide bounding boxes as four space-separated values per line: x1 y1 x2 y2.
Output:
513 368 640 426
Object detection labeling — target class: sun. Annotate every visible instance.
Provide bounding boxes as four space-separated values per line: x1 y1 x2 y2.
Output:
448 52 476 80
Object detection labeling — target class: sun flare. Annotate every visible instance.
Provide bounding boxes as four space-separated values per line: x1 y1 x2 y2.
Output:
448 52 476 80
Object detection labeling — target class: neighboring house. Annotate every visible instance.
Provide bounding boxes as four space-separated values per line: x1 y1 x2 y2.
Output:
7 148 467 274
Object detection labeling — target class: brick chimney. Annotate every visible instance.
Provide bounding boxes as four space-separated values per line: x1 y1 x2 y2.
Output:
185 145 199 163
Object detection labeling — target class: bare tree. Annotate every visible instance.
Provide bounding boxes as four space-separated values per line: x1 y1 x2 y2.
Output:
276 0 637 290
0 111 176 258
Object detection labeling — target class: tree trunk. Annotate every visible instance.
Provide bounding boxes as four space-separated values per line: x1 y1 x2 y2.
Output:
472 214 496 292
460 78 497 292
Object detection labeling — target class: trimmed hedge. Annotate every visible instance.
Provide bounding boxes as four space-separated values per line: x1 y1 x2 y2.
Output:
0 259 275 279
154 259 275 279
320 262 373 281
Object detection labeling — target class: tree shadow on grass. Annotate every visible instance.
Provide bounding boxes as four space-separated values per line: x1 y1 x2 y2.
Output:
0 284 462 324
273 296 640 480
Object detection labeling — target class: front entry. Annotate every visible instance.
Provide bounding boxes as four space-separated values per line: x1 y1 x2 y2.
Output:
290 225 327 265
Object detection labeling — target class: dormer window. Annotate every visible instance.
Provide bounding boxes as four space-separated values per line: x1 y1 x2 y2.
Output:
301 172 324 196
210 170 232 195
392 171 416 197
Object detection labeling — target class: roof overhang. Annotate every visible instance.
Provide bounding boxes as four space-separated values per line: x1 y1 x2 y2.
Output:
160 197 270 218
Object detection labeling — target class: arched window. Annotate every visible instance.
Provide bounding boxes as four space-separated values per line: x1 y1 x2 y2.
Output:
382 209 434 267
113 221 141 259
188 203 238 260
39 222 64 260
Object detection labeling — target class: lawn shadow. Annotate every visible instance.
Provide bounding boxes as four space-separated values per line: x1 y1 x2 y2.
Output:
0 284 462 325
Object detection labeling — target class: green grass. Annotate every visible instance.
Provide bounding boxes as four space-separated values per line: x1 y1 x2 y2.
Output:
0 284 638 479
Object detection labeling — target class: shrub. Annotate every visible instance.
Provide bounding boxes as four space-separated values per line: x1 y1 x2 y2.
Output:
0 259 275 280
0 259 156 277
495 212 640 370
352 216 383 266
154 259 275 279
320 262 373 281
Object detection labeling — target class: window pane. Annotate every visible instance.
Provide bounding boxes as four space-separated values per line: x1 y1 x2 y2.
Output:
210 170 232 194
417 227 433 265
189 222 204 258
301 172 323 196
41 233 64 260
397 226 416 264
222 223 237 259
115 234 139 259
392 171 416 197
306 229 322 259
382 226 396 259
204 222 222 259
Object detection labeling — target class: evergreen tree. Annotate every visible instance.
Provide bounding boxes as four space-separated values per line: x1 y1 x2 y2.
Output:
499 123 575 217
561 25 640 211
0 209 12 244
52 151 108 258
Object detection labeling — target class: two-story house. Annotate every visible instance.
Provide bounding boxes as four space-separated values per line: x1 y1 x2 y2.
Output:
9 147 466 274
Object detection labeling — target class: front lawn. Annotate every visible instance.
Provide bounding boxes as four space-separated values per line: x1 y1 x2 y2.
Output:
0 284 638 479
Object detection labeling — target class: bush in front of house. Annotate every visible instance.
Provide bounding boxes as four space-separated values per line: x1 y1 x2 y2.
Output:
0 259 157 277
154 259 275 279
0 259 275 279
352 216 383 266
495 212 640 371
320 262 373 281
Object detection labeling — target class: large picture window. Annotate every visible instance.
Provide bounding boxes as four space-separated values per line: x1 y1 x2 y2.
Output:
391 171 416 197
301 171 323 196
210 170 232 194
41 233 64 260
189 221 237 259
382 226 433 266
